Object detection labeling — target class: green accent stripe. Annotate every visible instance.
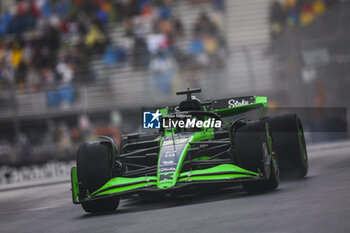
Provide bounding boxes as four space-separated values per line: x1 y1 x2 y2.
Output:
178 171 257 179
179 164 258 177
70 167 79 204
178 174 259 182
92 176 157 196
95 182 157 196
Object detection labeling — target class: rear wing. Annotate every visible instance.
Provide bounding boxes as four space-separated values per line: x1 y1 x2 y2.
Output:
160 96 267 119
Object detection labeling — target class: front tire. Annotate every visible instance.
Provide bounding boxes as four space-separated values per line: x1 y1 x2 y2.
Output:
235 120 279 193
268 114 308 179
77 142 119 213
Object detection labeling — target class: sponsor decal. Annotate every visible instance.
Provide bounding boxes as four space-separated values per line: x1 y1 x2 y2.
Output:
0 161 74 185
228 99 250 108
164 151 176 158
162 160 175 166
159 173 173 181
158 167 176 173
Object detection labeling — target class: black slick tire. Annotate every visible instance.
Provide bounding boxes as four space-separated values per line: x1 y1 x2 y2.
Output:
77 142 119 213
268 114 308 179
235 120 280 193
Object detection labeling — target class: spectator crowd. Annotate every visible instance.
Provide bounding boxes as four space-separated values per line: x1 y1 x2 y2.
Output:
0 0 116 107
269 0 339 39
0 0 227 165
0 0 227 99
116 0 226 93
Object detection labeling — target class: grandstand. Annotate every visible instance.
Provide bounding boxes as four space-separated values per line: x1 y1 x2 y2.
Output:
0 1 275 119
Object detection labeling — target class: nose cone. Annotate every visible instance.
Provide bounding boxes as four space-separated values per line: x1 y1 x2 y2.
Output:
158 172 176 189
157 135 192 189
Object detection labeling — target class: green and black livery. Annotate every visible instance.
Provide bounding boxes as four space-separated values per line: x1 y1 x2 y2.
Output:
71 88 308 213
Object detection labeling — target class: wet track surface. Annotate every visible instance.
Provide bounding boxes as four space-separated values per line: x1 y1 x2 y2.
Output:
1 145 350 233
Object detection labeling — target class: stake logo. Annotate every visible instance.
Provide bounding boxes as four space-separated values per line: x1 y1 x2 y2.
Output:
143 110 161 129
228 99 250 108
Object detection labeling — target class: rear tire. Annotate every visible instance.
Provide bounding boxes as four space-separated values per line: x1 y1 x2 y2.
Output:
235 120 279 193
268 114 308 179
77 142 119 213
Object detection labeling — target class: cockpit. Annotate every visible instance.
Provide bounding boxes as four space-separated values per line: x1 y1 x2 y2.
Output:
161 88 225 133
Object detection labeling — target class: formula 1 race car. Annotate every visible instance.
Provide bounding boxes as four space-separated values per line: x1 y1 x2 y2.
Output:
71 88 308 213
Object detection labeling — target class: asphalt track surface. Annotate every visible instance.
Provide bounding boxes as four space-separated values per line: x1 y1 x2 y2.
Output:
1 145 350 233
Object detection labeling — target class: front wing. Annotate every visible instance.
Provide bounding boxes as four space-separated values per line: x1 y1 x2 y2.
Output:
71 164 263 204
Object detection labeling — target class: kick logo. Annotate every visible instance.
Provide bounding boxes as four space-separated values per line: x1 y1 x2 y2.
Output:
143 110 161 129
